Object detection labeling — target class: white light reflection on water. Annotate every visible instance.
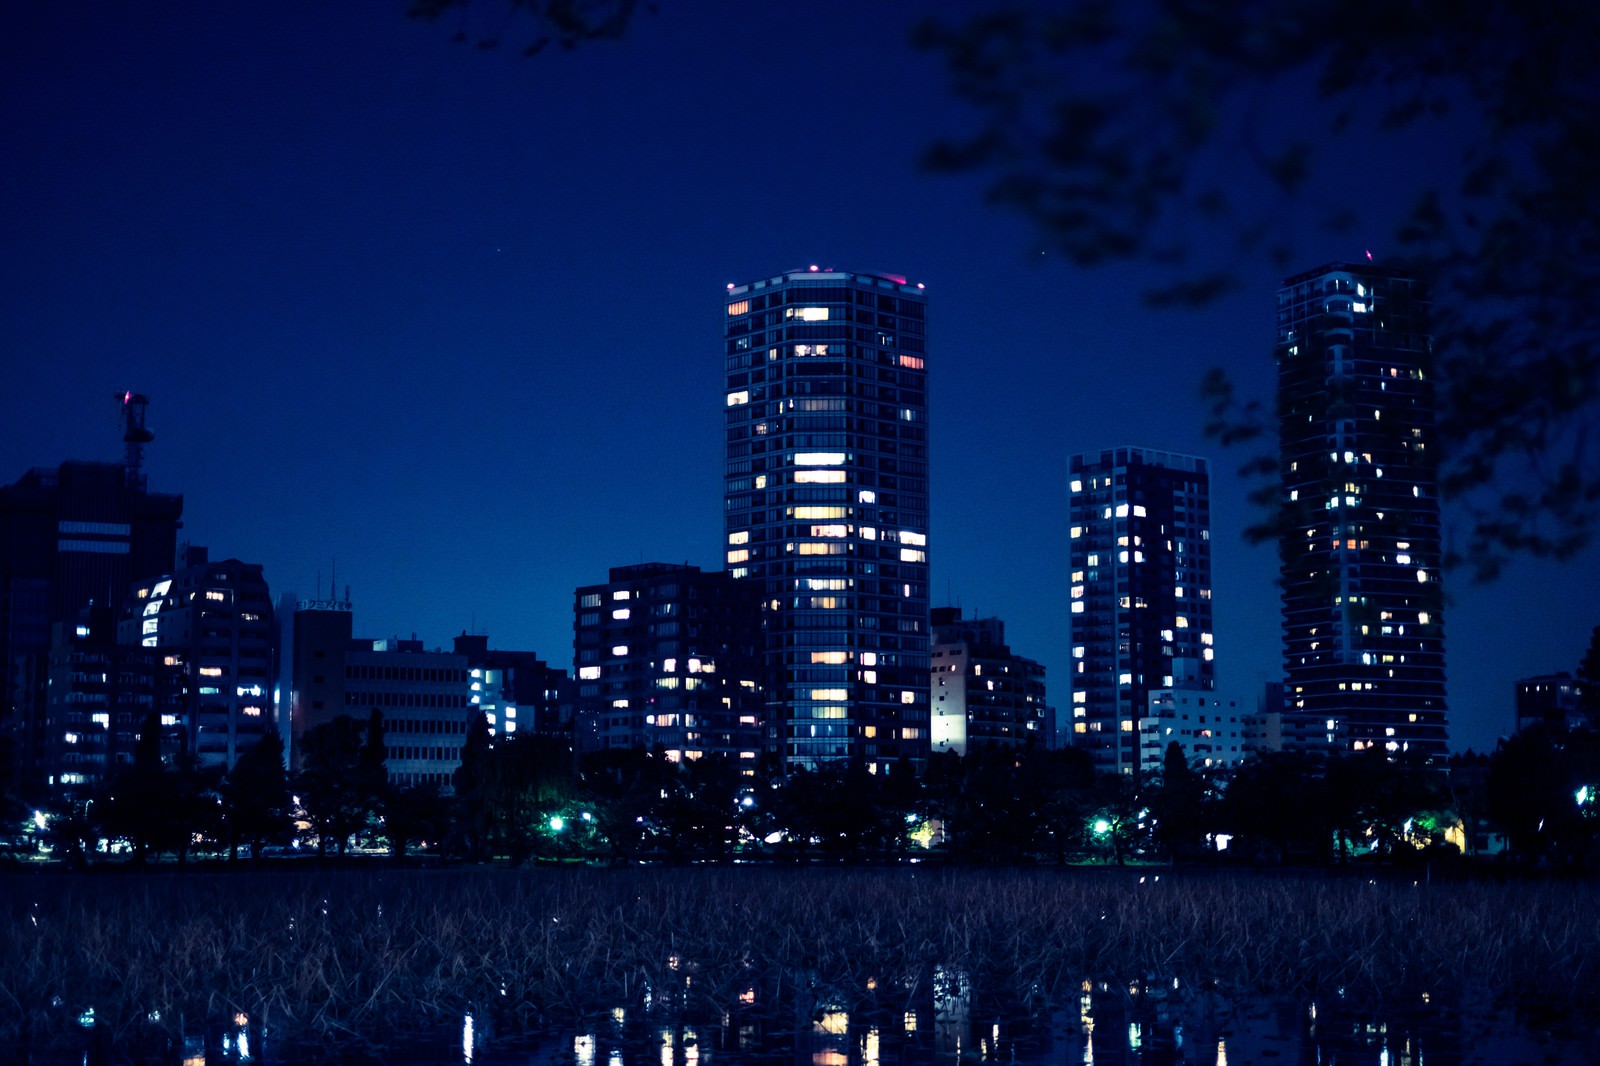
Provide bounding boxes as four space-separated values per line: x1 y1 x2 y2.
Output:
462 1012 475 1063
574 1033 595 1066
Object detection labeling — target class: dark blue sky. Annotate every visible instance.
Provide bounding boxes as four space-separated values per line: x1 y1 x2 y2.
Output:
3 3 1592 754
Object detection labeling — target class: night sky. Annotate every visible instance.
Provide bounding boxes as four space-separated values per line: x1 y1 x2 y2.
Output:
3 3 1593 755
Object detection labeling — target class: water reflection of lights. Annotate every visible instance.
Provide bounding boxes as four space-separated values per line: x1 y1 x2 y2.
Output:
574 1033 596 1066
814 1010 849 1035
462 1011 475 1063
1216 1038 1227 1066
1127 1021 1142 1050
862 1025 880 1065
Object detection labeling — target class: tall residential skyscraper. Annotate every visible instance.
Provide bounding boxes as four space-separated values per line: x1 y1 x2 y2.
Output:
723 267 930 774
1068 447 1214 779
1276 261 1448 758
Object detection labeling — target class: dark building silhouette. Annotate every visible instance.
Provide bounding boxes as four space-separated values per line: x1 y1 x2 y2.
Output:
2 444 182 793
1515 673 1586 734
42 604 185 793
120 546 274 771
723 267 931 774
1276 262 1448 758
274 591 355 766
928 607 1049 755
1067 447 1214 779
573 563 763 766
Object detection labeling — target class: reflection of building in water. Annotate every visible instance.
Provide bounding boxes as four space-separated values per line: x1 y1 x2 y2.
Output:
932 964 971 1059
929 608 1050 756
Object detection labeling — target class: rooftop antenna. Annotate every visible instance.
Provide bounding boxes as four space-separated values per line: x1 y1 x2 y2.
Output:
117 391 154 488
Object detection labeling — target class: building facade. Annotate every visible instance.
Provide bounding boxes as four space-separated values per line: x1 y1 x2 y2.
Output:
1138 688 1254 775
573 563 763 766
343 639 472 791
120 546 275 771
1068 447 1214 779
1276 261 1448 758
723 267 931 774
928 607 1049 756
453 633 571 740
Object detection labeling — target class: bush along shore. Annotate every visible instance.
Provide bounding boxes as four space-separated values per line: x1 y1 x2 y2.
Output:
4 866 1598 1060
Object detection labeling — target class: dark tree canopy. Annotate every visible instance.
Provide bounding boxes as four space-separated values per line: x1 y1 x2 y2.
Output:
406 0 646 55
916 2 1600 577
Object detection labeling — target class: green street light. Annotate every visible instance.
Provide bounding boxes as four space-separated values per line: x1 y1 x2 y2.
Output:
1092 818 1113 837
549 816 565 832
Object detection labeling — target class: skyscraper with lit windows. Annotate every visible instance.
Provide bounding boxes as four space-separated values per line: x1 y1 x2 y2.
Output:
1276 261 1447 758
723 266 930 774
1067 447 1214 779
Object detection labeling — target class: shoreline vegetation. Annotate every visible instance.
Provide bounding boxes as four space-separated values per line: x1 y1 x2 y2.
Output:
4 866 1597 1060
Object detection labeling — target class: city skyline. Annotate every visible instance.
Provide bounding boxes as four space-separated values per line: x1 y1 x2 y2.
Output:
4 4 1595 756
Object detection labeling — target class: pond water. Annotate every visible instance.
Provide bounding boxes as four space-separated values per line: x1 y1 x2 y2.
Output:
50 974 1600 1066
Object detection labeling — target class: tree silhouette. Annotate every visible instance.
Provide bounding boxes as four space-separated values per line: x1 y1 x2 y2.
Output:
916 3 1600 576
407 0 646 56
222 732 292 861
296 715 370 856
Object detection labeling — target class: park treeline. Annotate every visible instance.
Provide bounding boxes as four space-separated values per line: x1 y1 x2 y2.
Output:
11 711 1600 870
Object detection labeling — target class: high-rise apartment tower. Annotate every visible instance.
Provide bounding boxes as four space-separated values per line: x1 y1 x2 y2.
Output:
1276 261 1448 758
723 267 930 774
1068 447 1214 778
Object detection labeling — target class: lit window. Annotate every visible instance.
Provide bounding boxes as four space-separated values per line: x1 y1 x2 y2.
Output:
726 391 750 406
611 645 629 656
612 608 631 620
727 300 750 316
795 452 846 466
729 531 749 545
795 470 846 484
